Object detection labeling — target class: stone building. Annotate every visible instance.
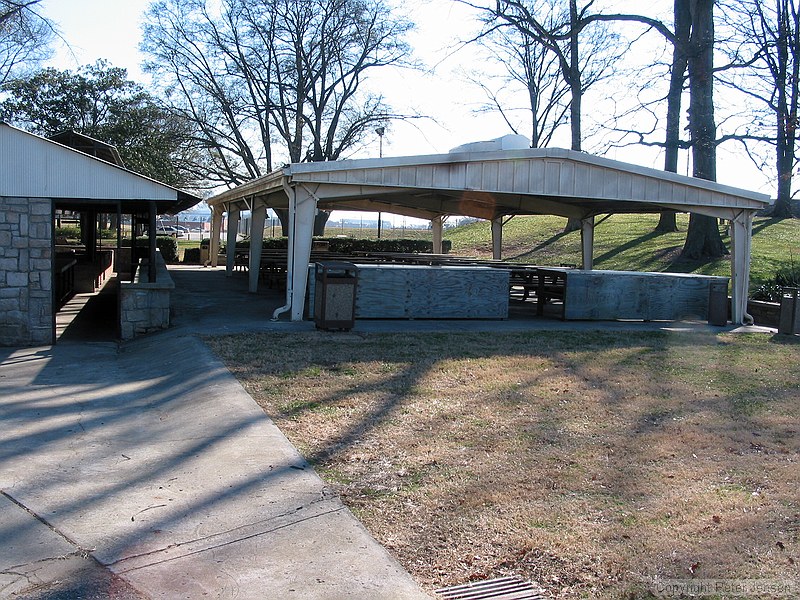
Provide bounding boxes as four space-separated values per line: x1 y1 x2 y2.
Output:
0 123 199 347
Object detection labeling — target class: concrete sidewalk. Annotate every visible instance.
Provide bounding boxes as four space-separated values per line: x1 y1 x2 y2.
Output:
0 330 428 599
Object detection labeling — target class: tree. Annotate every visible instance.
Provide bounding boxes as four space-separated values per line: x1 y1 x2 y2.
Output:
680 0 728 259
467 0 571 148
469 0 622 231
0 62 198 188
718 0 800 219
142 0 414 235
0 0 52 84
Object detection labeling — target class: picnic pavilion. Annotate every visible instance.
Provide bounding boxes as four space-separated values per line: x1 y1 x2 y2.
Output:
206 137 772 325
0 123 200 346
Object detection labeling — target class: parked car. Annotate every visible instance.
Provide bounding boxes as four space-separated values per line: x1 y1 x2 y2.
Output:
155 225 186 238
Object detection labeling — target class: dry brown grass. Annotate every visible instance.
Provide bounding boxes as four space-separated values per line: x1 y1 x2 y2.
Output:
205 330 800 598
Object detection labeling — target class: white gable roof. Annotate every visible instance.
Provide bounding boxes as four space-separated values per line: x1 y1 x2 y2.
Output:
209 147 772 221
0 123 188 203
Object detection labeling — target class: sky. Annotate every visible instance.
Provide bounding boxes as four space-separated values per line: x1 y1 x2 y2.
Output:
36 0 770 208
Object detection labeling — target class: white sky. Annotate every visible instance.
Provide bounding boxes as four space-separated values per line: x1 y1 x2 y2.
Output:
38 0 771 207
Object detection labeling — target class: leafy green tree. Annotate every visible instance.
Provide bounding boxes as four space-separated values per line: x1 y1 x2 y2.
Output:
0 61 198 188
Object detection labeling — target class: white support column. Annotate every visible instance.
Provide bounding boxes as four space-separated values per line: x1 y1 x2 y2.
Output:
225 209 240 276
248 205 266 293
730 211 754 325
289 188 318 321
209 207 223 267
491 217 503 260
432 216 444 254
580 216 595 270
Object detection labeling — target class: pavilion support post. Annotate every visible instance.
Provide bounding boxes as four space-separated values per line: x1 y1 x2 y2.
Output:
288 187 317 321
226 208 240 277
580 216 595 270
432 216 444 254
491 217 503 260
730 211 754 325
148 202 157 283
209 207 223 267
248 205 266 293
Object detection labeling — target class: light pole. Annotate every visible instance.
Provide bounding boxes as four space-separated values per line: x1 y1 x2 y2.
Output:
375 126 385 239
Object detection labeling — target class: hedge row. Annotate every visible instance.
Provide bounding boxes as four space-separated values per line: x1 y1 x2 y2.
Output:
133 236 180 263
229 237 451 254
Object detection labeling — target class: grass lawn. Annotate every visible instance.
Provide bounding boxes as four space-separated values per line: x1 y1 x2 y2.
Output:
207 330 800 599
445 214 800 290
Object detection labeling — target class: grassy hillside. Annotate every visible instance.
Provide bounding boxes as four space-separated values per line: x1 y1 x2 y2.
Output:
445 213 799 289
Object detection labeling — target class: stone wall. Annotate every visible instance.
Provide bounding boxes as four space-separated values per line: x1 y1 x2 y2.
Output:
119 252 174 341
0 197 53 346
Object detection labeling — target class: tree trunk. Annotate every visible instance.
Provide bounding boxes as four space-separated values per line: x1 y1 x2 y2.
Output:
656 0 692 234
773 0 797 219
681 0 728 259
563 0 582 234
314 210 330 236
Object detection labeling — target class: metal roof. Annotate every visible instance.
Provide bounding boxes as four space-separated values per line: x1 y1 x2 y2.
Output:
0 123 200 213
208 147 771 221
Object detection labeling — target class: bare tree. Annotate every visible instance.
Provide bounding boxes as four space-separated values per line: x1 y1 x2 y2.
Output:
467 0 622 231
717 0 800 219
467 0 571 148
142 0 413 234
0 0 53 84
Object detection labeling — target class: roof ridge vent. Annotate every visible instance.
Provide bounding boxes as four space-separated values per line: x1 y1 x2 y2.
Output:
449 134 530 154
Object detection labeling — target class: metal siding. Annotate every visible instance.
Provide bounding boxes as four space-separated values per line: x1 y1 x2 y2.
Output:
383 168 400 186
466 163 482 189
644 177 660 201
573 163 590 197
544 161 561 195
1 125 178 200
450 163 466 188
484 161 499 190
512 160 530 193
365 168 382 185
399 166 417 187
433 165 450 188
560 161 575 196
531 160 546 193
498 160 515 192
618 172 633 198
603 169 620 198
418 165 434 188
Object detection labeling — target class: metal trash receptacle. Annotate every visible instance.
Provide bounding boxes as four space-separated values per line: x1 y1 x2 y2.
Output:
778 287 800 335
315 261 358 331
199 240 210 264
707 280 729 326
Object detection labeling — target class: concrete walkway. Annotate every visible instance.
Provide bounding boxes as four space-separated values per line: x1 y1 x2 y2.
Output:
0 265 776 599
0 267 428 599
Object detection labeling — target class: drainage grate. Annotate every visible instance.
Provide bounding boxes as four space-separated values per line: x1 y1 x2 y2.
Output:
434 576 546 600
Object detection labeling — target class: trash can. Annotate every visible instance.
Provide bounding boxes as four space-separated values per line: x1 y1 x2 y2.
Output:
199 239 210 264
314 261 358 331
778 287 800 335
707 280 729 326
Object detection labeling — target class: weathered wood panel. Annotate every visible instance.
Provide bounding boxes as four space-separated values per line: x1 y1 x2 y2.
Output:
309 264 509 320
357 265 509 319
553 269 729 321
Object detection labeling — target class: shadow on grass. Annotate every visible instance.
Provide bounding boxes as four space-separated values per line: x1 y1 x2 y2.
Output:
208 329 800 596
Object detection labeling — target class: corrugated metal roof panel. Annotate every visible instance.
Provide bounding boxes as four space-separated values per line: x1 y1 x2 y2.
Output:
0 123 183 202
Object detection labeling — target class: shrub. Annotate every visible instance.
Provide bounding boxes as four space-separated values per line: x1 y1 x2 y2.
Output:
230 236 451 254
751 264 800 302
183 247 202 263
55 226 81 240
135 236 180 263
